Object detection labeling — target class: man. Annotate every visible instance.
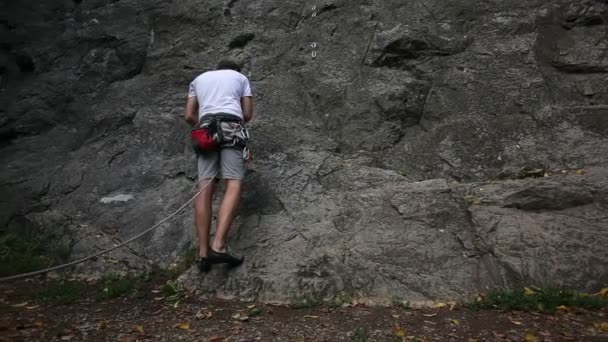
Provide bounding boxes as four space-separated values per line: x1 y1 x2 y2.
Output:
184 60 254 272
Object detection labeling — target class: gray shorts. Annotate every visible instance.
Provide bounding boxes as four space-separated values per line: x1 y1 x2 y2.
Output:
198 147 246 180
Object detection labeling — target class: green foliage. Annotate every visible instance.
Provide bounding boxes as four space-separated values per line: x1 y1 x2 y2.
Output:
160 280 186 300
290 292 353 309
518 166 545 179
351 326 369 342
466 287 608 313
392 298 411 309
290 296 325 309
96 274 138 301
36 280 89 305
0 228 71 277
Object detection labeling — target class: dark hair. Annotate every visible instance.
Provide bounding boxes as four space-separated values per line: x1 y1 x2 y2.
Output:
217 60 241 72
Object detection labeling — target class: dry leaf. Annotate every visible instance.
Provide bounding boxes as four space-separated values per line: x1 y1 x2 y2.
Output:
393 324 406 337
449 302 458 311
575 169 585 175
26 305 40 310
509 319 523 325
175 322 190 330
153 297 164 301
98 320 108 330
450 319 460 325
304 315 319 319
208 336 226 342
595 288 608 297
247 304 256 309
196 309 213 319
33 320 44 328
12 302 28 307
422 313 437 317
173 300 181 308
524 287 536 296
231 313 249 321
132 325 144 333
433 302 447 308
61 336 73 341
525 332 539 342
594 322 608 332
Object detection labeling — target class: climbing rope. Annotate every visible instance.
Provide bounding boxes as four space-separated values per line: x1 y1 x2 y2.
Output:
0 179 213 283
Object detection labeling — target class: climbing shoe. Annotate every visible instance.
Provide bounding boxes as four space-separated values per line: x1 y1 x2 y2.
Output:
197 257 212 273
208 248 244 267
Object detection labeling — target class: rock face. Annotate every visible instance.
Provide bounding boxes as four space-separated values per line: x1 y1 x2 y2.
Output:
1 0 607 301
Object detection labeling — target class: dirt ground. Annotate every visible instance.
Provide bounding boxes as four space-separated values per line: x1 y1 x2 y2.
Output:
1 280 607 342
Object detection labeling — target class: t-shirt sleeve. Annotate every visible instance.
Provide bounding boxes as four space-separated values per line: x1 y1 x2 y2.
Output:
187 80 196 98
241 77 253 97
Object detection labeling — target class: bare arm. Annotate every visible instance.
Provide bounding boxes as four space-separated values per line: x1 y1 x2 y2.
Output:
184 96 199 127
241 96 254 123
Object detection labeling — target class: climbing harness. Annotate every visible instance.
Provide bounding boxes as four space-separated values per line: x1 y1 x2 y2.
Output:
191 113 251 159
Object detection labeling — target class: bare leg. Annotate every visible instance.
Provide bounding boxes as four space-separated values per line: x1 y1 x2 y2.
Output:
211 179 242 251
195 179 215 258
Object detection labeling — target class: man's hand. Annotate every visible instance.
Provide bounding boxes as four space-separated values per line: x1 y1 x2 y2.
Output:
184 97 199 126
241 96 254 123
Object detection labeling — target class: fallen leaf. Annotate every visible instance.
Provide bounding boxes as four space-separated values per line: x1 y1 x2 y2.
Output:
393 324 406 337
173 300 181 308
449 302 458 311
575 169 585 175
12 302 28 307
208 336 226 342
303 315 319 319
132 325 144 333
33 320 44 328
595 288 608 297
196 309 213 319
247 304 256 309
392 314 400 318
509 319 523 325
433 302 447 308
175 322 190 330
450 319 460 326
422 313 437 317
26 305 40 310
151 290 161 294
594 322 608 332
525 331 539 342
153 297 164 301
231 313 249 321
524 287 536 296
98 320 108 330
61 336 73 341
106 257 119 264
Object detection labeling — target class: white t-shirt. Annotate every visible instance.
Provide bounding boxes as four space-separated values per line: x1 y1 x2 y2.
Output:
187 69 253 120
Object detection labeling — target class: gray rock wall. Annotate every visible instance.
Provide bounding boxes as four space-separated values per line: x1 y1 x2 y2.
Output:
1 0 607 300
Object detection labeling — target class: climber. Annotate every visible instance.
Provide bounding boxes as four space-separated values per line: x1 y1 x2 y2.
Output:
184 59 254 272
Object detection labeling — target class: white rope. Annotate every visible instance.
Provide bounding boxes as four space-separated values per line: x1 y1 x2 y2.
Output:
0 179 213 283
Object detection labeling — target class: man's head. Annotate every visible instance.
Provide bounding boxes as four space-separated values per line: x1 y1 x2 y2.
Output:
217 60 242 72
